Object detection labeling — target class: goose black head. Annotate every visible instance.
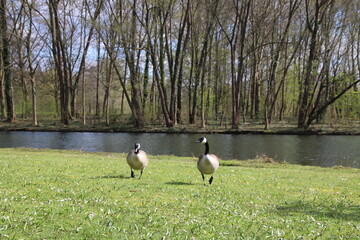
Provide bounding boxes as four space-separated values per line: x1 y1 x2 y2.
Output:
195 137 207 144
134 143 141 154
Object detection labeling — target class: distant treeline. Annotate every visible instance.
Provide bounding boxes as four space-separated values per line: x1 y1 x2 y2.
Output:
0 0 359 129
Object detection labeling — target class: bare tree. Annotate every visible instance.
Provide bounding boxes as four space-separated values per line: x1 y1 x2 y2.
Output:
70 0 104 120
218 0 250 129
47 0 71 125
264 0 300 130
96 0 145 127
142 0 173 127
24 0 47 126
1 0 359 129
296 0 360 129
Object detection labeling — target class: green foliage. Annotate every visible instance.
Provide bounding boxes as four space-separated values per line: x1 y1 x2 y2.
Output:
335 89 360 119
0 148 359 239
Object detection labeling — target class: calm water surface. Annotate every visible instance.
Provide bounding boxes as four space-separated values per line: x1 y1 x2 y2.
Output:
0 131 359 168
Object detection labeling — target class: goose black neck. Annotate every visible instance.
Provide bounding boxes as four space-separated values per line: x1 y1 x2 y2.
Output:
204 142 209 155
134 147 140 154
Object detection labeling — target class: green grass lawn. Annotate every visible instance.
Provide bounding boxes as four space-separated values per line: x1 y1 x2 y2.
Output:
0 148 359 239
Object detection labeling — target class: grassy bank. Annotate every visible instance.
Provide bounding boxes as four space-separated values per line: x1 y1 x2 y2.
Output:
0 148 359 239
2 119 360 135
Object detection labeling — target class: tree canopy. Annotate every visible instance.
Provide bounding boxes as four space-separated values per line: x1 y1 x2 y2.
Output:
0 0 359 130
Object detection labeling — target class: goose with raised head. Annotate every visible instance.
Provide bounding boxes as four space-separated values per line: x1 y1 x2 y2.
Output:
126 143 148 179
195 137 220 185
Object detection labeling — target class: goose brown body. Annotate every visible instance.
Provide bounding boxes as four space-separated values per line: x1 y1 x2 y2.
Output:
197 154 219 175
195 137 219 185
126 143 148 179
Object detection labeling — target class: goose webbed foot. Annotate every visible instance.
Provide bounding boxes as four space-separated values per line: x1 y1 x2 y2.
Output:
131 170 135 178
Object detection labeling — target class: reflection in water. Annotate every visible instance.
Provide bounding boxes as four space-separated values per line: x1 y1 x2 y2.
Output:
0 131 358 168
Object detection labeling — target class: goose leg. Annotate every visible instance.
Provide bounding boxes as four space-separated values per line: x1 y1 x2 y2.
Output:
138 170 143 179
201 174 206 185
209 175 214 185
131 169 135 178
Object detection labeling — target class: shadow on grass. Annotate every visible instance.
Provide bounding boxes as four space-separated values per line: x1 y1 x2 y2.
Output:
91 174 130 179
276 200 360 221
165 181 195 186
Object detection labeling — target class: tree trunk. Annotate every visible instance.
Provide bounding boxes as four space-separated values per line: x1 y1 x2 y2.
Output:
0 54 5 118
189 0 217 125
82 65 86 125
298 0 323 129
30 76 38 126
143 48 150 111
306 79 360 128
200 64 206 128
230 0 250 129
95 35 101 122
0 0 15 122
103 59 112 125
48 0 69 125
149 50 173 127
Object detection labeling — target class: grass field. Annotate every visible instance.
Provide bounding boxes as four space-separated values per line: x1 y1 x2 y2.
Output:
0 148 359 239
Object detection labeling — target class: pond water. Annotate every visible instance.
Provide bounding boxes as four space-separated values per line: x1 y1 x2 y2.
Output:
0 131 359 168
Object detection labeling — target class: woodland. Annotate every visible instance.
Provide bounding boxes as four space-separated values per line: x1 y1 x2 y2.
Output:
0 0 359 131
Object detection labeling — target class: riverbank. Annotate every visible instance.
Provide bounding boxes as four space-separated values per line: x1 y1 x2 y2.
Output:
1 119 360 135
0 148 359 239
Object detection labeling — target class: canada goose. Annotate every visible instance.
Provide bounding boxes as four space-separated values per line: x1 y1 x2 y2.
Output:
126 143 148 179
195 137 220 185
